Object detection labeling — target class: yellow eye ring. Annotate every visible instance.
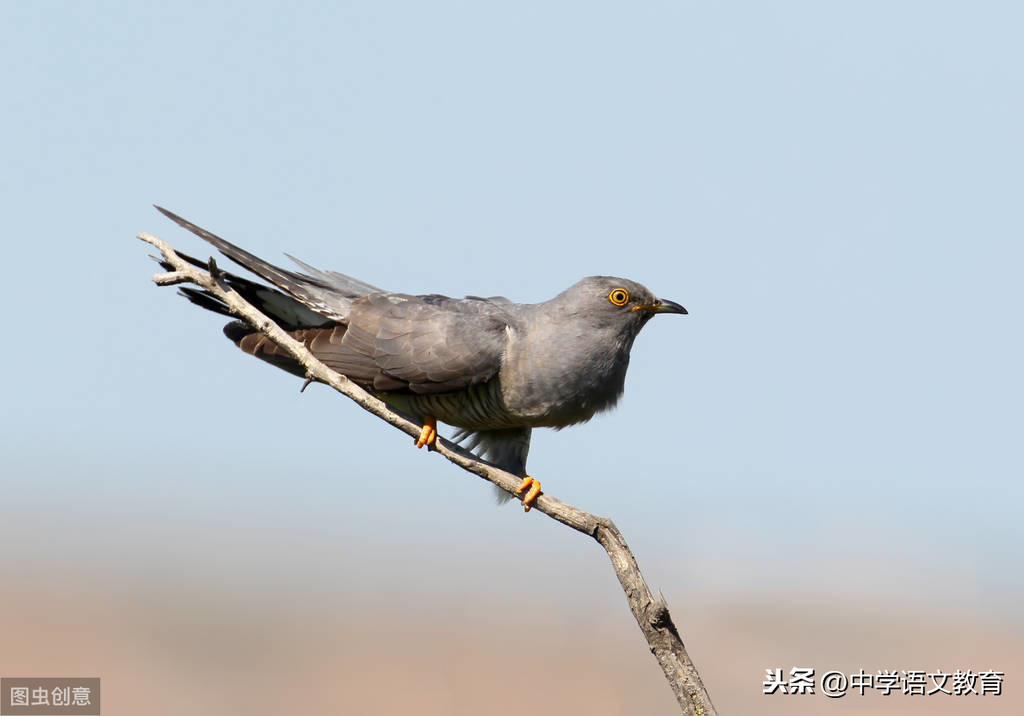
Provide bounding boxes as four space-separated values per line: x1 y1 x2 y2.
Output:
608 288 630 306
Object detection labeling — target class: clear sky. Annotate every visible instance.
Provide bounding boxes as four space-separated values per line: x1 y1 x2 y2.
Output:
2 2 1021 712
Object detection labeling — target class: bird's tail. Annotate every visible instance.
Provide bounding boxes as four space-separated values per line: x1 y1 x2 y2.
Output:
154 206 384 322
153 250 339 378
154 250 332 330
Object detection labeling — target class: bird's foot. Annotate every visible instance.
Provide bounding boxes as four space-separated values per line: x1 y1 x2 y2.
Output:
515 476 541 512
415 415 437 449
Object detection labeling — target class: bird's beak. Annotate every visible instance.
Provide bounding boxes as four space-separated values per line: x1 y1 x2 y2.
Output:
635 298 688 315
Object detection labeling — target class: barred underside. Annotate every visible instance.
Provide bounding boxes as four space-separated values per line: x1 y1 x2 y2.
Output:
381 378 514 431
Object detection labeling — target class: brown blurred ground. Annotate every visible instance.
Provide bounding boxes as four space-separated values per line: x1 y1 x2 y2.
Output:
2 582 1018 715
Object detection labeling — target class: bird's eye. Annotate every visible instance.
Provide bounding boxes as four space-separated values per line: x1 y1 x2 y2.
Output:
608 288 630 306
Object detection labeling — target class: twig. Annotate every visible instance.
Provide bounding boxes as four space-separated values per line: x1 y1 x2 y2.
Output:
139 230 717 715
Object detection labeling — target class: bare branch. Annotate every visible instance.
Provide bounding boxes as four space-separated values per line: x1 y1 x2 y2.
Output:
152 270 191 286
139 230 717 715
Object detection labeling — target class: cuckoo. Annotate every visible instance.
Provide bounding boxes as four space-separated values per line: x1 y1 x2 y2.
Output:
153 207 687 510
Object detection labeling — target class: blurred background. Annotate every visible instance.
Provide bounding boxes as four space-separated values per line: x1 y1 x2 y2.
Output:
1 2 1021 714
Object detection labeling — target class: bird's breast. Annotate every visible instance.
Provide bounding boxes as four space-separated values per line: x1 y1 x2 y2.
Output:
498 325 633 428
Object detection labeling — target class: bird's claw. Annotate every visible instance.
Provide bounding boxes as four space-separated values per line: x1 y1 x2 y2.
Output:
515 476 541 512
415 415 437 449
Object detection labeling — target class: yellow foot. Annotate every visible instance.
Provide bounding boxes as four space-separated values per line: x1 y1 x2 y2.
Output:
415 415 437 449
515 476 541 512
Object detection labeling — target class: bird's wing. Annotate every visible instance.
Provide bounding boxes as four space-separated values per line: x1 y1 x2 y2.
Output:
156 206 375 321
156 207 511 393
283 254 384 297
312 292 512 394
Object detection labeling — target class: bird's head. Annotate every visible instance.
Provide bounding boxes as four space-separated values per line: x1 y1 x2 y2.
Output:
556 276 687 333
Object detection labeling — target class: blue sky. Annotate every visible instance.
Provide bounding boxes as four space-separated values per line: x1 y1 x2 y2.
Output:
2 0 1021 665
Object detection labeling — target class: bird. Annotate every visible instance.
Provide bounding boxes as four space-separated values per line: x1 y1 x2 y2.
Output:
153 206 687 510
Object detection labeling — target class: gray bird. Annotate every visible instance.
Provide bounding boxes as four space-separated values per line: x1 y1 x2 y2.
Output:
154 207 687 510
